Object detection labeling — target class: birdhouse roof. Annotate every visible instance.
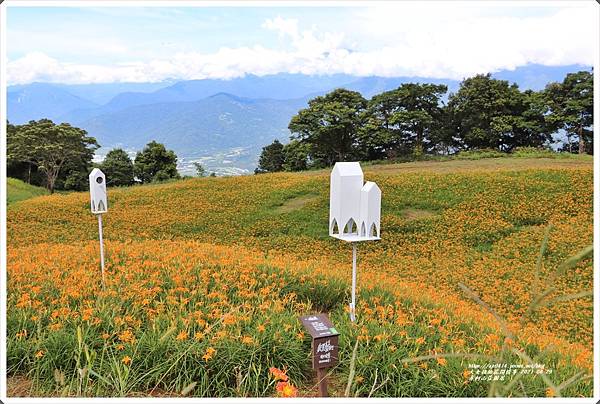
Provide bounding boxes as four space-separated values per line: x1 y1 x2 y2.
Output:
89 168 104 179
332 162 363 177
361 181 380 193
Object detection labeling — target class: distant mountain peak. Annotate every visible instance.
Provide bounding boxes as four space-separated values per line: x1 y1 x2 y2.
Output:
208 92 247 102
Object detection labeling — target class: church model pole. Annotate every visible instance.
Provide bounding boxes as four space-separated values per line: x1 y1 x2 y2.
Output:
329 162 381 322
89 168 108 289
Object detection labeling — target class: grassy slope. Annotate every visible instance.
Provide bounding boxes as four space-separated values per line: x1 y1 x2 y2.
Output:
7 156 594 397
7 178 47 205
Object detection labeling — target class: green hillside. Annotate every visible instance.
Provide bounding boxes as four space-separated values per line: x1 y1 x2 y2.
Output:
6 178 48 205
6 157 594 397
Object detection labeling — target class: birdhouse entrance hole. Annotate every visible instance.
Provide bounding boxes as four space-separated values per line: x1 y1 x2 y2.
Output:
344 218 358 235
330 219 339 235
370 223 378 237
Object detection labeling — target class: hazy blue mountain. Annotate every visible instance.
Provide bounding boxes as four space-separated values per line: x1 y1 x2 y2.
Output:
60 75 459 125
80 93 309 173
56 74 450 127
343 76 461 98
490 64 591 91
92 74 461 112
97 73 357 111
7 83 98 124
10 64 589 125
52 81 175 104
8 81 174 105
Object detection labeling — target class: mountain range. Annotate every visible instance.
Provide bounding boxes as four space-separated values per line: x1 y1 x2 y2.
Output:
7 64 590 175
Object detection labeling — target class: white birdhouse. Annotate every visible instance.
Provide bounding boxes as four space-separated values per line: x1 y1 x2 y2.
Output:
329 162 381 323
329 162 381 242
89 168 108 214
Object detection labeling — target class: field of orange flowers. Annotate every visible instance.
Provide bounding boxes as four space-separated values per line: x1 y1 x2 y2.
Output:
6 157 593 397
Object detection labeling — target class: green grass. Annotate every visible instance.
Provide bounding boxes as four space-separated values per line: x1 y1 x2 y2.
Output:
7 178 48 205
455 147 590 161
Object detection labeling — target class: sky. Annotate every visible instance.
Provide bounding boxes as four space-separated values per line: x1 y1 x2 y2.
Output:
6 2 598 85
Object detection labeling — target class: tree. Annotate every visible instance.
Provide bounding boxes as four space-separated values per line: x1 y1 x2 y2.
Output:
282 140 310 172
544 70 593 154
61 158 93 191
133 141 180 183
100 148 135 186
255 139 285 174
506 89 554 150
7 119 99 193
289 89 367 166
361 90 406 159
365 83 448 157
428 106 457 155
6 121 40 184
448 74 530 151
193 162 206 177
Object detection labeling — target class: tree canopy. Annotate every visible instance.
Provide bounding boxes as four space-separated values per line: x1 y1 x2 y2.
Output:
7 119 99 193
134 141 180 183
544 70 593 154
255 139 285 174
364 83 447 158
100 148 135 187
289 88 367 166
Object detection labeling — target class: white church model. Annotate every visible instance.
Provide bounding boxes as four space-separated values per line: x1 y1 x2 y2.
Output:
89 168 108 214
329 162 381 242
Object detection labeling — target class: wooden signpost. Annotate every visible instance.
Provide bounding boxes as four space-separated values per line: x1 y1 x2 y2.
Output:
299 314 339 397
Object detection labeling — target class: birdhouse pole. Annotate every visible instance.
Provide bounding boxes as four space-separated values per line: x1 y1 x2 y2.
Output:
329 162 381 322
89 168 108 289
351 243 357 322
97 214 105 288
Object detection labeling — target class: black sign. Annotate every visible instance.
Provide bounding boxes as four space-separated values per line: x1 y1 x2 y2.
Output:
299 314 340 369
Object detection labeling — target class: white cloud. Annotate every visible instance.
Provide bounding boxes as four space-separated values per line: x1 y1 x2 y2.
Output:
7 4 597 85
351 3 597 78
262 16 300 40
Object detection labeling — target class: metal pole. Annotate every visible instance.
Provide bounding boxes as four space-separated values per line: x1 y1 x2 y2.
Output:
97 214 105 289
350 242 357 322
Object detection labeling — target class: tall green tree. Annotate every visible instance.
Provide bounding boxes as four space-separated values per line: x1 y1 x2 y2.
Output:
133 141 180 183
448 74 531 151
255 139 285 174
100 148 135 186
472 89 552 152
544 70 593 154
289 88 367 165
366 83 448 157
362 90 406 159
6 121 40 184
282 140 310 172
7 119 99 193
